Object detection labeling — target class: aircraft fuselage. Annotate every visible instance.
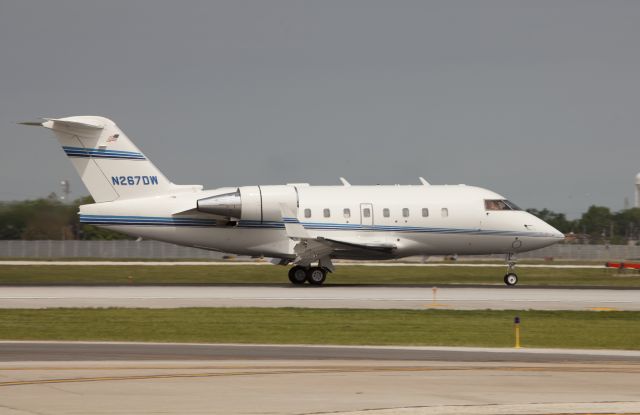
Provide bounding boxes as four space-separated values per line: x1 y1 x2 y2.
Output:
79 183 563 259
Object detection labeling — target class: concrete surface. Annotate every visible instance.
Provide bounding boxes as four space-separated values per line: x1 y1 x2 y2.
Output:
3 341 640 363
1 285 639 310
0 356 639 414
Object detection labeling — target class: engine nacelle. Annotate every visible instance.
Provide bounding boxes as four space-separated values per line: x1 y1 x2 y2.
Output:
196 190 242 218
196 185 299 222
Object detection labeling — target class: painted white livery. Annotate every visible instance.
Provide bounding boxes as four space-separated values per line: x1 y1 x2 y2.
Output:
22 116 564 285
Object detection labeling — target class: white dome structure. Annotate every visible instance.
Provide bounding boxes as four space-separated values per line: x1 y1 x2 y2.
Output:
636 173 640 208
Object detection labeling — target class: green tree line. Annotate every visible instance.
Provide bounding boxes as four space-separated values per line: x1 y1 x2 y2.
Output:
1 196 640 243
527 206 640 244
0 195 131 240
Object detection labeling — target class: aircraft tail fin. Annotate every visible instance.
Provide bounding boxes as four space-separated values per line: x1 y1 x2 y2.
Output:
21 116 201 203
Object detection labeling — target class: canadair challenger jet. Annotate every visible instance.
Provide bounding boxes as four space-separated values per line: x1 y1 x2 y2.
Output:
22 116 564 286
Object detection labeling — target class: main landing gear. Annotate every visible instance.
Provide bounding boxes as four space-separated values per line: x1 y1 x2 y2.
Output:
503 252 518 286
288 265 328 286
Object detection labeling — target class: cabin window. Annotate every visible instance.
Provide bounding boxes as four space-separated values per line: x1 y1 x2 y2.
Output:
441 208 449 217
402 208 410 218
363 208 371 218
484 199 522 211
383 208 390 218
343 208 351 218
323 208 331 218
422 208 429 217
304 208 311 218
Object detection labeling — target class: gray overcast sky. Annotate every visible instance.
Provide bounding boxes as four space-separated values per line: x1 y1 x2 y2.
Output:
1 1 639 218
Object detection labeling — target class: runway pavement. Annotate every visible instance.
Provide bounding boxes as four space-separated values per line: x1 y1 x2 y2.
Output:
1 342 640 414
2 282 639 414
1 285 639 310
0 260 606 268
2 341 640 362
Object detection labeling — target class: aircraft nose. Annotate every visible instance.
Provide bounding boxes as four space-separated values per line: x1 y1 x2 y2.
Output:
526 213 564 245
541 221 565 242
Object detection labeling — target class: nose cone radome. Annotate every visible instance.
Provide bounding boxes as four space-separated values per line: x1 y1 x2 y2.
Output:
545 223 565 241
521 212 564 249
535 217 565 245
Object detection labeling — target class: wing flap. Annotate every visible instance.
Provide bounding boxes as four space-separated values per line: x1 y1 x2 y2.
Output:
318 237 397 253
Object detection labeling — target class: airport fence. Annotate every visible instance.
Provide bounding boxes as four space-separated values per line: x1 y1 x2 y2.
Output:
480 243 640 261
0 240 639 261
0 240 228 260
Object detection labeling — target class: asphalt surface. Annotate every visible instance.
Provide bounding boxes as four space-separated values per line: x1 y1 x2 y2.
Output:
2 341 640 363
1 285 639 310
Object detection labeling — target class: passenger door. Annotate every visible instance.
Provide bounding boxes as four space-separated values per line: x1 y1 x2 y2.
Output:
360 203 373 226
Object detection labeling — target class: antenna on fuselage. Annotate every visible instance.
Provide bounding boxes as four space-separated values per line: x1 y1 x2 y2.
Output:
339 177 351 186
419 177 430 185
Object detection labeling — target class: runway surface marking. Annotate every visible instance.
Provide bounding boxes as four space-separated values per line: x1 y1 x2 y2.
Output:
3 364 639 388
1 296 635 303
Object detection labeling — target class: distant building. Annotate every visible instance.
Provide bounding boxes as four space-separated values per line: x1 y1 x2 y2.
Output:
636 173 640 208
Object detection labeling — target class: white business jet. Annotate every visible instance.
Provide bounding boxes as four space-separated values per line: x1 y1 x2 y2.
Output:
22 116 564 286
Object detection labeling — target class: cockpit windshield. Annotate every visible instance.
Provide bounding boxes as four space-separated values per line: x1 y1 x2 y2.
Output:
484 199 522 211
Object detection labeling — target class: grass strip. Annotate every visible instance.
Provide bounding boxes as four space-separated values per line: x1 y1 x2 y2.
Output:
0 265 638 286
1 308 639 350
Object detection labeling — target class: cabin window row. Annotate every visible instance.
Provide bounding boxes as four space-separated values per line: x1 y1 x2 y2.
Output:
303 208 448 219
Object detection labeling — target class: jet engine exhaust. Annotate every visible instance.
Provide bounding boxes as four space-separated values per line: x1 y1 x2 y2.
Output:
197 190 242 218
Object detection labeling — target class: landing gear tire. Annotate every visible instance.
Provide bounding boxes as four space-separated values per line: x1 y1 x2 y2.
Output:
306 267 327 286
504 273 518 286
288 266 307 285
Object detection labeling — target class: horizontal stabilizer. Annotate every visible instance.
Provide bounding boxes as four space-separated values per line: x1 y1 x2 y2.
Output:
44 118 105 130
19 118 106 130
17 120 45 126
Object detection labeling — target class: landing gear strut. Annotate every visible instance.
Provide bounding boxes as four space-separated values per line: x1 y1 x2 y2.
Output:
503 253 518 286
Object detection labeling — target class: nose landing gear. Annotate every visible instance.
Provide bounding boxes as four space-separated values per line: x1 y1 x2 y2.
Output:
504 272 518 286
503 253 518 286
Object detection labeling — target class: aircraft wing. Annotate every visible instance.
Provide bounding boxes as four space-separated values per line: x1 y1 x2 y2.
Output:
280 204 311 239
317 237 397 253
279 204 397 267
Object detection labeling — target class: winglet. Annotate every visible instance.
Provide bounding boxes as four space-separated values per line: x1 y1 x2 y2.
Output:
419 177 430 185
280 204 310 239
339 177 351 186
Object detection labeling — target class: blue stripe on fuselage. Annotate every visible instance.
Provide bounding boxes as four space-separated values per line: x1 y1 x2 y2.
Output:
79 215 550 237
